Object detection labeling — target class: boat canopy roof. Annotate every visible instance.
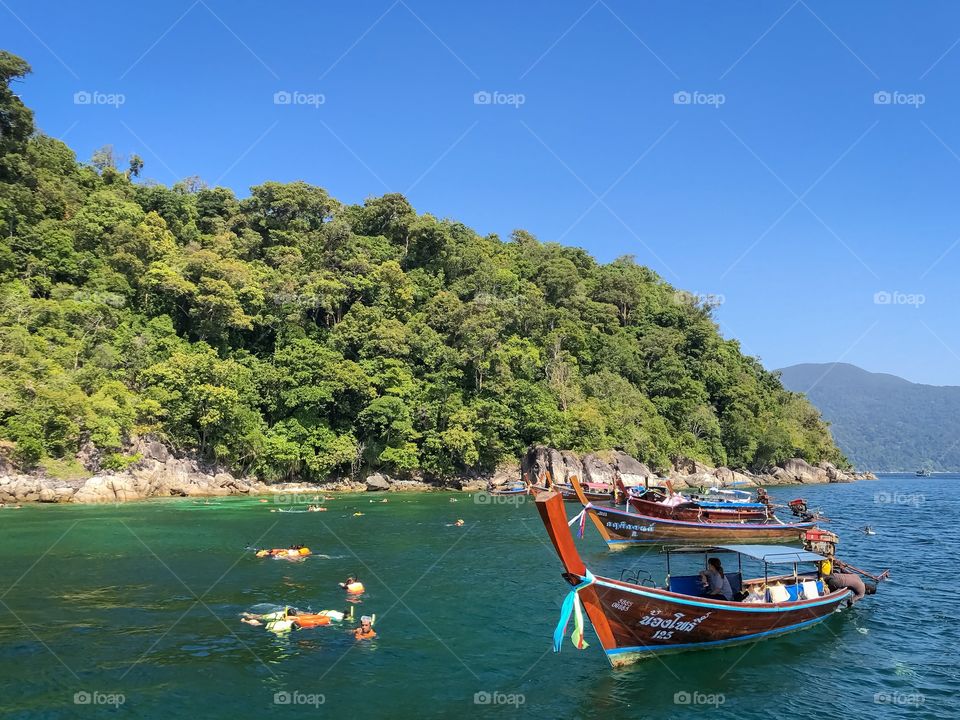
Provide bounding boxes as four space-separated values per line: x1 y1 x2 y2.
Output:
664 544 828 565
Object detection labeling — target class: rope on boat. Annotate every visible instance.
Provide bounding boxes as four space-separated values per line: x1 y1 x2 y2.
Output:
553 569 595 653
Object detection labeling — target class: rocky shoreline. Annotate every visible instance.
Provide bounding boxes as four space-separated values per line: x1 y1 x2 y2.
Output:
0 441 874 505
519 446 875 493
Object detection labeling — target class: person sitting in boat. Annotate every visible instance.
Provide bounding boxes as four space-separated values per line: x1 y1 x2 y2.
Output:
354 615 376 640
699 558 733 600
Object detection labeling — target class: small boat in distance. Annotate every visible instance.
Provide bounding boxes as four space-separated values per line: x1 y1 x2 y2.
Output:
916 469 932 477
488 482 528 496
535 490 885 667
861 526 876 535
527 471 613 503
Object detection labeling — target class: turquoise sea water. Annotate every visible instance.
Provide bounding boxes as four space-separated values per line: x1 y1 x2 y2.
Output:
0 474 956 719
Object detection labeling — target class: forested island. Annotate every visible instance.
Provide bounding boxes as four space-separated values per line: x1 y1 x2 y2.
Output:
0 51 845 485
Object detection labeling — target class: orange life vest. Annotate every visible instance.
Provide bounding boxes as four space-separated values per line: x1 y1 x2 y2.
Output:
354 627 376 639
294 614 332 628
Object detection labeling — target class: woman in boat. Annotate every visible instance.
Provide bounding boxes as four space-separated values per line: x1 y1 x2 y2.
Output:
699 557 733 600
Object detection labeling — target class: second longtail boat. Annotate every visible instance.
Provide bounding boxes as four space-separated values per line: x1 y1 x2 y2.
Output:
569 476 818 549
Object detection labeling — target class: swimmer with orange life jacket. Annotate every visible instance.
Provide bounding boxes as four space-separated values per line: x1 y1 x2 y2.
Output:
354 615 376 640
340 576 365 594
255 544 311 559
241 606 348 633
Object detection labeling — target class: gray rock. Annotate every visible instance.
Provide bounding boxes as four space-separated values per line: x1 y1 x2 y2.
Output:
144 441 170 463
489 462 520 487
611 451 653 485
38 487 57 503
778 458 829 484
365 473 392 491
581 453 615 486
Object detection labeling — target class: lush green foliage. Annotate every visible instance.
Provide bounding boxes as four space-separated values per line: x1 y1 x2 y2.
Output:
779 363 959 471
0 51 845 479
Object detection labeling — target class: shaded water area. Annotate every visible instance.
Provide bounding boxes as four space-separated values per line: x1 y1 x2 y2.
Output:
0 474 956 718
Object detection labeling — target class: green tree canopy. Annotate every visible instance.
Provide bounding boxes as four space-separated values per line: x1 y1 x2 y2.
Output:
0 50 847 478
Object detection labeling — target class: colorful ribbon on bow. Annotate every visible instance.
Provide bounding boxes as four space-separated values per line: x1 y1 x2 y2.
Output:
567 505 591 539
553 569 595 652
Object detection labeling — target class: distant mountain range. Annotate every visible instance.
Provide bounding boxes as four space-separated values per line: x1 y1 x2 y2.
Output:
777 363 960 472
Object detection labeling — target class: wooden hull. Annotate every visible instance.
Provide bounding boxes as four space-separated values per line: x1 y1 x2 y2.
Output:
489 487 528 496
533 490 852 668
531 483 612 503
627 496 768 522
586 504 815 547
581 575 849 666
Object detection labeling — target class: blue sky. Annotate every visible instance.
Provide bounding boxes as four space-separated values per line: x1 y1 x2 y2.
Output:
4 1 960 385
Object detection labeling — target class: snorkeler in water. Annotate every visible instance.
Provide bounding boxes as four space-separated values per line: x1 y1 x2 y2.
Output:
354 615 376 640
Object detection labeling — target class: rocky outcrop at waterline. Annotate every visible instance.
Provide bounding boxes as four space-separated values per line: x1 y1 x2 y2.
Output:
0 436 515 504
0 438 874 505
518 446 876 490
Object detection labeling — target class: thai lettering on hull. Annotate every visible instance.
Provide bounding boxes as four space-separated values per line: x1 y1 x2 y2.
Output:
604 519 655 534
636 609 712 640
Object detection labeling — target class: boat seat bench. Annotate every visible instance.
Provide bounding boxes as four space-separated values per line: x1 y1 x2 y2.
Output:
667 574 825 601
668 572 743 598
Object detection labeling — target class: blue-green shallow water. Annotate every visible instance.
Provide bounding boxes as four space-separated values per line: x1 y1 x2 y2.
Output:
0 475 957 719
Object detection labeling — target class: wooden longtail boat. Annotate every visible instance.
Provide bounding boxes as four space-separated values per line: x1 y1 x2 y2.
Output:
488 482 529 496
536 490 866 667
526 472 613 503
625 484 772 522
571 476 816 548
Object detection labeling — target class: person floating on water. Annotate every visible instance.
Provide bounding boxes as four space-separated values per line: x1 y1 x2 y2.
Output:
242 606 348 633
255 545 311 559
699 557 733 600
354 615 376 640
241 607 298 633
340 576 365 594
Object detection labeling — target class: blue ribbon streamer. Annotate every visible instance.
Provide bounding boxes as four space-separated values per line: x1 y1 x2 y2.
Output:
552 569 596 652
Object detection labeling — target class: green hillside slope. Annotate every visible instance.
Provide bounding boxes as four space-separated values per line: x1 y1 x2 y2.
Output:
778 363 960 471
0 51 844 480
